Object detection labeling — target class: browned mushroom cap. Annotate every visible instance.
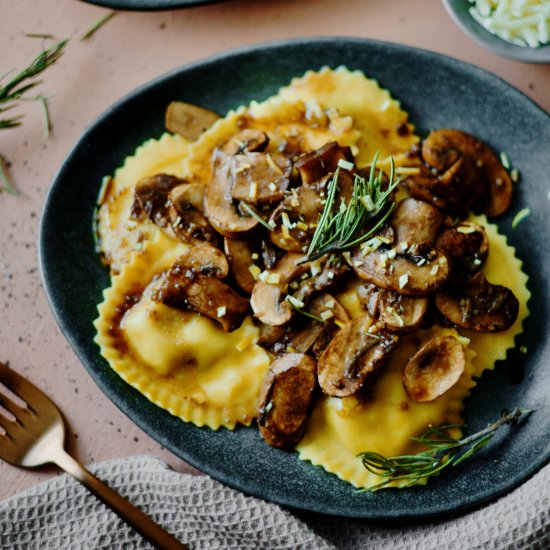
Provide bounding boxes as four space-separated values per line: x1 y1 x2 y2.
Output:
168 184 218 245
165 102 220 141
402 171 450 213
391 198 445 245
224 237 258 294
317 316 398 398
250 253 310 326
154 245 248 332
295 141 355 185
257 353 317 450
351 242 450 296
357 283 428 333
221 129 269 156
269 171 355 252
422 129 513 217
134 174 185 228
230 152 291 205
436 221 489 273
204 151 259 237
403 335 465 402
435 272 519 332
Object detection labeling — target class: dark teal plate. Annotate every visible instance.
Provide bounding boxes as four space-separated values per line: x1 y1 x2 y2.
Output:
39 38 550 519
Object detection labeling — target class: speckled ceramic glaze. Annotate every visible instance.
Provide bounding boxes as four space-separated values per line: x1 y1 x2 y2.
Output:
40 38 550 519
443 0 550 64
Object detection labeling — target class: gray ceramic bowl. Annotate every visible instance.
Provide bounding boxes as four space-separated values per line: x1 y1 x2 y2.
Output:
443 0 550 63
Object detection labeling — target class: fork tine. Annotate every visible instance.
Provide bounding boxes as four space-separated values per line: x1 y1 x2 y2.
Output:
0 362 52 415
0 391 27 421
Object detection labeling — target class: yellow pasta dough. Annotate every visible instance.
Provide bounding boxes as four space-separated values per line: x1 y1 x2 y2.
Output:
94 231 270 429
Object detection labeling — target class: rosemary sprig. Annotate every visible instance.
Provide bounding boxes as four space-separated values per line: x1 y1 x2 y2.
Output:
304 154 399 263
0 40 66 130
359 407 532 492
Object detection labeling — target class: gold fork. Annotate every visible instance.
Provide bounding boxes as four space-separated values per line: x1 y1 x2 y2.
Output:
0 361 189 550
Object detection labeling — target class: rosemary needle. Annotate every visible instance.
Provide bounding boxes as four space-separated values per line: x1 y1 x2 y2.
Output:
80 11 117 42
359 407 532 492
240 202 272 230
36 94 51 138
0 154 19 195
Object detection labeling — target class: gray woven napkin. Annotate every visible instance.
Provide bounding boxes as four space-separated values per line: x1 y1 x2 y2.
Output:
1 455 548 549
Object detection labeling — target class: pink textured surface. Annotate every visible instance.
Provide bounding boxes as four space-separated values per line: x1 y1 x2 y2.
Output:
0 0 548 501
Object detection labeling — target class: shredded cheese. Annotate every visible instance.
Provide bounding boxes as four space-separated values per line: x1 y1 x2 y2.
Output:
468 0 550 48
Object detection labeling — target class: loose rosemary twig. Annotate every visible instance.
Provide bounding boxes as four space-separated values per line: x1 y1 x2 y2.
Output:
304 154 399 263
0 40 66 130
359 407 532 492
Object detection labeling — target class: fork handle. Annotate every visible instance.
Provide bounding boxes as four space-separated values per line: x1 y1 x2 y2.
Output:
53 449 189 549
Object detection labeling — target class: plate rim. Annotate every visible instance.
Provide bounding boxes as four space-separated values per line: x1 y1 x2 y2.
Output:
39 35 550 519
77 0 226 10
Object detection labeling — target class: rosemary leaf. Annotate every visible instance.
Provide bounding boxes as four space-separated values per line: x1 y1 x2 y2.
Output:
25 33 58 41
239 202 272 230
36 94 51 138
358 407 532 492
0 154 19 195
286 299 325 323
80 11 117 42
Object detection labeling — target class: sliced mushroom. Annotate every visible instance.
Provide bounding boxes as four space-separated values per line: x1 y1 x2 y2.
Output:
317 316 398 397
422 129 513 217
224 237 258 294
357 283 428 333
286 294 350 357
230 152 291 205
435 272 519 332
165 101 221 141
221 129 269 156
250 253 310 326
293 260 349 304
269 185 323 252
134 174 185 228
391 198 445 245
257 353 318 450
154 245 248 332
204 151 259 237
403 335 465 402
436 221 489 273
350 242 450 296
168 183 218 245
295 141 354 185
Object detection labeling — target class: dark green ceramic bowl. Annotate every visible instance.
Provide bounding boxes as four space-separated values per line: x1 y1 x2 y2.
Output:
40 38 550 519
